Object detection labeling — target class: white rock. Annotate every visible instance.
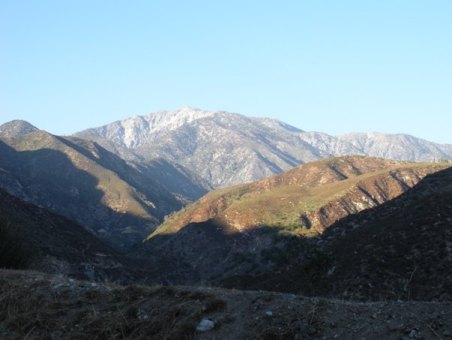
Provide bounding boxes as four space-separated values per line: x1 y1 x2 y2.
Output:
196 318 215 332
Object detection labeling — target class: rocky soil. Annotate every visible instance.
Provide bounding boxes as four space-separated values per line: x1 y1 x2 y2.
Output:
1 270 451 340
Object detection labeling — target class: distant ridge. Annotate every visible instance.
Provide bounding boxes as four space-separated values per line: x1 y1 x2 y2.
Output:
75 108 452 187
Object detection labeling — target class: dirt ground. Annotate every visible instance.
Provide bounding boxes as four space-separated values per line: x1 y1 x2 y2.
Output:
1 269 451 339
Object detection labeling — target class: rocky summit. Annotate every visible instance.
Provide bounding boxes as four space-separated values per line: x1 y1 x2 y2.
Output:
75 108 452 188
0 120 39 138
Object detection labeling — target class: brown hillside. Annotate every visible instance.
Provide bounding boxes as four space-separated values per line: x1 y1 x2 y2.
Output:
221 167 452 302
151 156 448 237
141 157 450 288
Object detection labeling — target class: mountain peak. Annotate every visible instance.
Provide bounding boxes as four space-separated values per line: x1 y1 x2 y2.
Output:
145 107 215 124
0 120 39 138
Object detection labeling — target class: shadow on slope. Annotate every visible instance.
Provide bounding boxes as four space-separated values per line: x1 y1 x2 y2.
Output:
144 167 452 301
143 220 331 290
56 137 210 205
0 189 150 283
0 139 157 249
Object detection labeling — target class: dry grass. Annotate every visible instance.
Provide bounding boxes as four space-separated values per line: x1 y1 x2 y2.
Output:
150 160 449 239
1 270 452 339
0 271 225 339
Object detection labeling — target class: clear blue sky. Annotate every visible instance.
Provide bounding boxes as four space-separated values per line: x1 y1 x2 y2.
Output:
1 1 451 143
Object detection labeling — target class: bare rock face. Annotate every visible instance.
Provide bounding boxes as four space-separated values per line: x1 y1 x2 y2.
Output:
75 108 452 188
75 108 326 188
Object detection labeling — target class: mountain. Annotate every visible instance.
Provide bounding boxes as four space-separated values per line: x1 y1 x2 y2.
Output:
299 131 452 162
75 108 327 188
0 120 39 138
141 156 449 286
75 108 452 188
0 129 209 249
0 188 144 282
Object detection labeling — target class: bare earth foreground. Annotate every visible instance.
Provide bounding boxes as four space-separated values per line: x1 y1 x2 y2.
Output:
1 270 451 339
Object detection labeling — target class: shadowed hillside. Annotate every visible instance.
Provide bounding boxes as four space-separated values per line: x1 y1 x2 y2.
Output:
220 167 452 301
0 188 149 282
141 157 450 293
0 131 209 249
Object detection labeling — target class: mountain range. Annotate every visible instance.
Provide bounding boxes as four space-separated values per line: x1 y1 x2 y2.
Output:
75 108 452 188
1 109 452 338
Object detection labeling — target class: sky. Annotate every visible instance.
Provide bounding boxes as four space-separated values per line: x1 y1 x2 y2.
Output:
1 1 451 143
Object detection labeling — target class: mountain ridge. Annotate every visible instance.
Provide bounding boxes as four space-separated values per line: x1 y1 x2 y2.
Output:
73 108 452 188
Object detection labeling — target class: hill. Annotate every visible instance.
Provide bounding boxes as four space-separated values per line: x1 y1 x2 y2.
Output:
0 120 39 138
315 165 452 301
220 166 452 301
142 157 449 286
0 188 144 282
0 130 208 249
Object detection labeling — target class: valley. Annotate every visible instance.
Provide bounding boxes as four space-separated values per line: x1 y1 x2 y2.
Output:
1 111 452 338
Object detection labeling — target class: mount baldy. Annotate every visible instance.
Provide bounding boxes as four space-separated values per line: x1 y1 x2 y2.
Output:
76 108 324 188
76 108 452 188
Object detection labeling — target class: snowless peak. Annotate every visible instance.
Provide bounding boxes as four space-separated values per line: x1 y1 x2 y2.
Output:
83 108 217 149
141 107 215 132
0 120 39 138
74 107 452 188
